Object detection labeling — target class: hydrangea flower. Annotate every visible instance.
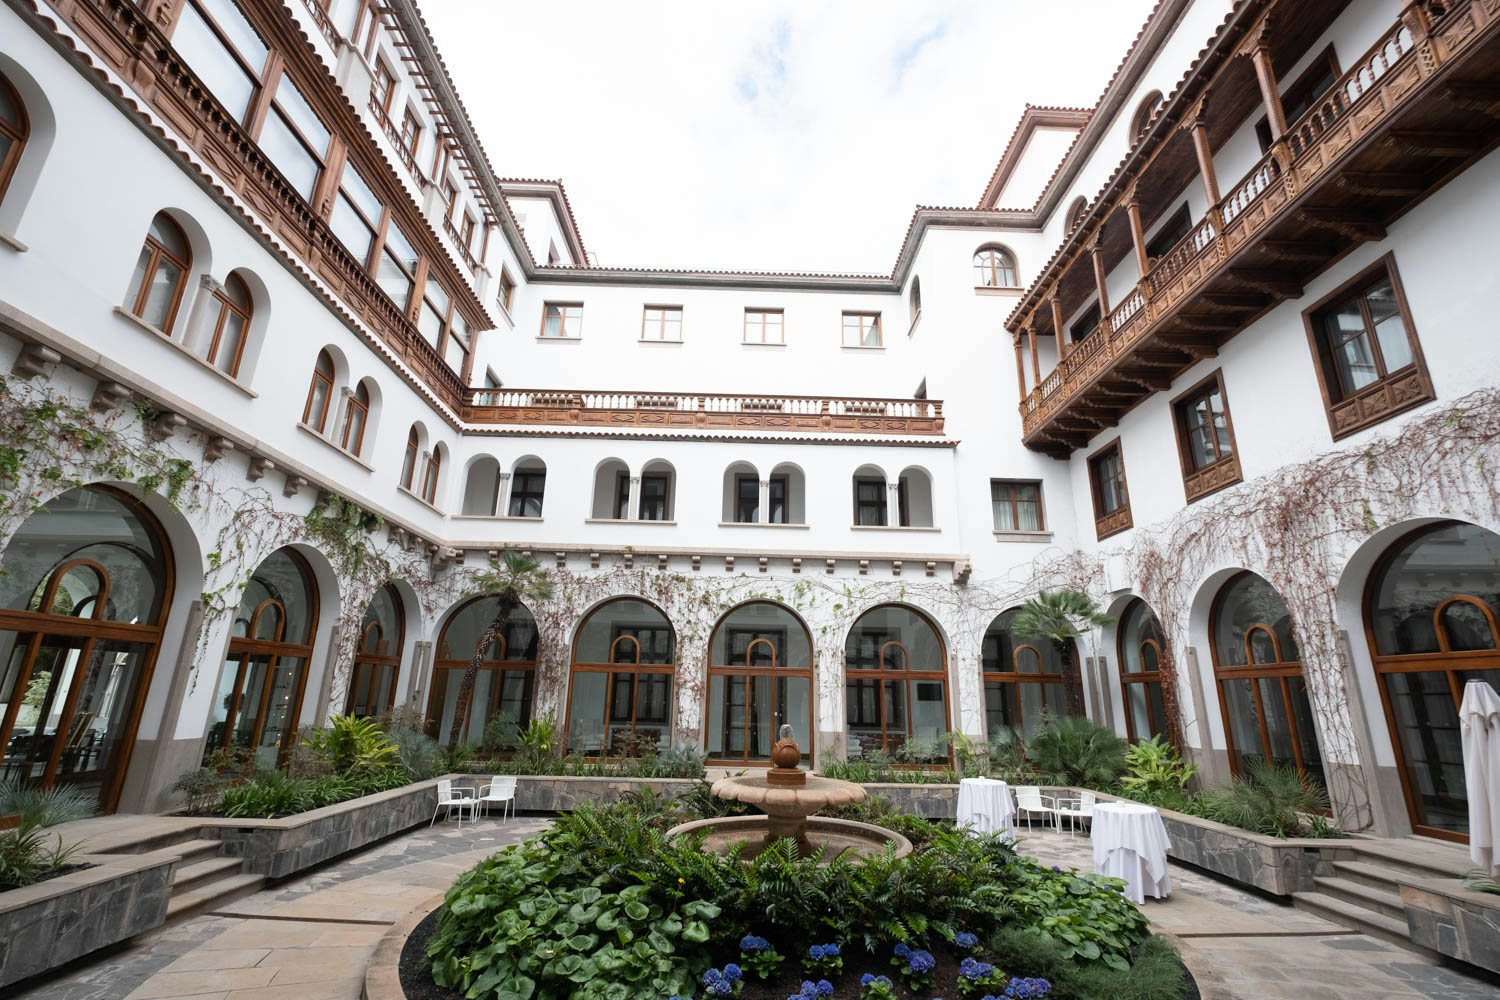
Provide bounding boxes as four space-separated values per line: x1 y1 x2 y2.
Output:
1003 977 1053 998
741 935 770 953
954 931 979 950
700 965 742 996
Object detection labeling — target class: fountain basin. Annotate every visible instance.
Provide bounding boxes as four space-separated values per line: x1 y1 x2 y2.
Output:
667 814 913 860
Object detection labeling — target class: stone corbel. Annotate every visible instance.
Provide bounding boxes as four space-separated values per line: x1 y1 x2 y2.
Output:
282 474 308 499
858 560 869 575
953 559 973 586
657 553 668 571
724 555 735 573
691 555 702 572
826 559 836 574
13 343 60 379
891 560 902 576
622 551 634 570
758 557 768 573
925 561 937 577
202 436 234 462
555 551 567 570
198 273 224 295
589 551 600 569
90 380 133 413
149 412 187 442
791 557 802 574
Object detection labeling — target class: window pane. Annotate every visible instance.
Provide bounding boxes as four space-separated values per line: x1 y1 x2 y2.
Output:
384 223 419 273
198 0 268 69
330 193 375 263
141 260 184 328
341 165 383 223
259 110 320 201
1332 330 1379 395
274 77 329 152
377 248 415 308
213 311 247 374
173 4 257 121
1367 280 1412 372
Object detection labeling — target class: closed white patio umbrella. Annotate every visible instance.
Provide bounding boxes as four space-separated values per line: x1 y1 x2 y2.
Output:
1460 679 1500 878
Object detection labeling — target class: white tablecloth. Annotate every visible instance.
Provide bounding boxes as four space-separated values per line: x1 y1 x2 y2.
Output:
956 778 1015 836
1091 802 1171 903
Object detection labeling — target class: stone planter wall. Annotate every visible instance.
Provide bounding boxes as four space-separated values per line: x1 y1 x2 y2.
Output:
509 775 698 812
0 853 175 989
201 776 450 879
860 782 959 818
1402 877 1500 974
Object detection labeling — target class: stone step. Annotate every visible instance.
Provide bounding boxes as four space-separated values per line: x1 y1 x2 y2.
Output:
1343 839 1470 882
165 872 265 922
1312 874 1406 920
170 856 245 894
1291 890 1424 953
1331 859 1409 893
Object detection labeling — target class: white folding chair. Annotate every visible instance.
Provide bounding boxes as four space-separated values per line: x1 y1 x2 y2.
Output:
478 775 517 821
1013 785 1059 832
1054 790 1096 836
430 778 478 826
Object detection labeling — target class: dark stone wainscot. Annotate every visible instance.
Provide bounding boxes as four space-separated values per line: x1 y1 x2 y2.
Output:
1403 876 1500 975
0 853 174 989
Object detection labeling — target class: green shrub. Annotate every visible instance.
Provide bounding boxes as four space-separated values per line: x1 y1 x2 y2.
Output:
1121 735 1196 802
987 926 1186 999
0 776 95 827
481 711 520 752
304 715 400 778
517 718 558 770
390 725 444 780
1198 759 1330 837
1028 716 1129 789
0 819 83 890
656 741 708 778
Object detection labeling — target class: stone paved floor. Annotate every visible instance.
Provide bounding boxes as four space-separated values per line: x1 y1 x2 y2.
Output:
15 815 1500 1000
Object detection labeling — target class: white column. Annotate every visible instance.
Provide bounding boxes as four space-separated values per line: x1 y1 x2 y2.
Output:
886 481 901 527
758 479 771 524
331 387 352 441
627 476 642 520
493 472 512 517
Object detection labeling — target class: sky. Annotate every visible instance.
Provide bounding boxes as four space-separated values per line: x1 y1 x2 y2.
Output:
419 1 1157 275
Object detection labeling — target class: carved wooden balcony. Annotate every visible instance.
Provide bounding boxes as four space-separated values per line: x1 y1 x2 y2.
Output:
1015 1 1500 455
462 390 946 435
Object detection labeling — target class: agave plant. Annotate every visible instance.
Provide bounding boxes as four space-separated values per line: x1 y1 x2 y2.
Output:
0 777 95 828
1010 589 1113 716
1199 759 1330 837
448 550 554 745
1028 716 1129 788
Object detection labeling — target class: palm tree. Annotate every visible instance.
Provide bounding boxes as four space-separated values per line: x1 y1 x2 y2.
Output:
447 550 554 746
1010 589 1114 717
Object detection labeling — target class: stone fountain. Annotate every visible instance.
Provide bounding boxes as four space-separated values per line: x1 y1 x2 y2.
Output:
668 726 912 860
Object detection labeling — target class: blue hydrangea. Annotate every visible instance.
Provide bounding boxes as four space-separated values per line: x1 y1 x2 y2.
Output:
893 943 912 960
907 949 936 974
741 935 771 953
700 967 737 996
954 931 979 950
959 957 996 980
1004 977 1053 998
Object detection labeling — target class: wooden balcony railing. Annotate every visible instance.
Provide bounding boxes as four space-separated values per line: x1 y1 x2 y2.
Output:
443 217 480 273
1017 2 1497 446
369 100 427 185
299 0 340 48
462 389 946 434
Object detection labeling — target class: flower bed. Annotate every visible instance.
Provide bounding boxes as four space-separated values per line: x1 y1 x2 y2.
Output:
418 793 1191 999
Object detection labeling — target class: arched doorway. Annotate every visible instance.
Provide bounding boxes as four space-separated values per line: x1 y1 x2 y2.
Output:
981 608 1073 740
1210 571 1324 788
426 597 538 744
1367 521 1500 842
0 486 173 813
566 598 674 755
345 584 405 719
1118 599 1169 742
206 548 317 768
704 602 813 765
844 605 949 761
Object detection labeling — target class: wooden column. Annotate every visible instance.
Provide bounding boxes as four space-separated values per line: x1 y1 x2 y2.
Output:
1091 241 1111 320
1027 324 1041 385
1251 43 1288 142
1191 115 1222 207
1014 341 1028 399
1127 199 1150 276
1051 295 1069 360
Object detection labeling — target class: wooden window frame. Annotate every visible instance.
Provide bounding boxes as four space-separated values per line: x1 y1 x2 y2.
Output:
767 475 789 525
613 472 631 520
204 279 253 377
1130 90 1164 145
371 57 395 114
989 479 1045 532
498 269 516 313
843 608 951 760
0 72 29 205
705 602 815 766
1257 46 1340 152
1116 599 1168 743
302 351 335 432
973 246 1019 288
508 469 545 518
641 305 684 343
743 308 784 345
1143 203 1192 263
400 427 418 489
841 311 883 349
565 605 676 757
540 302 583 339
399 105 421 157
426 600 540 742
733 474 759 524
638 473 671 521
1087 438 1132 539
1170 369 1243 502
128 218 193 333
853 477 887 527
982 615 1076 737
340 382 369 455
344 586 404 719
1302 253 1434 440
419 448 441 504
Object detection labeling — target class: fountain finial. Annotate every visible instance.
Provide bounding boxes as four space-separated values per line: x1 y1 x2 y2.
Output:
767 724 806 786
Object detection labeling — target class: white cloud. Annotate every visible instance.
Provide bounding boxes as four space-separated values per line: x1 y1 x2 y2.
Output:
419 0 1156 274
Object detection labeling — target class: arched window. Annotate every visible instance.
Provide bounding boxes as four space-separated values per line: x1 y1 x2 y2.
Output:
509 459 546 518
1118 599 1168 742
705 602 814 765
426 597 538 744
1064 196 1088 235
852 465 887 526
982 609 1075 740
566 598 674 755
0 486 172 813
420 445 442 504
204 272 252 377
844 605 948 760
125 213 192 333
1367 521 1500 841
303 350 336 432
973 246 1019 288
208 548 318 769
909 276 922 326
1131 91 1164 145
345 584 404 719
400 426 420 490
340 380 369 454
0 71 30 205
1210 572 1323 788
461 457 502 516
897 467 934 528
